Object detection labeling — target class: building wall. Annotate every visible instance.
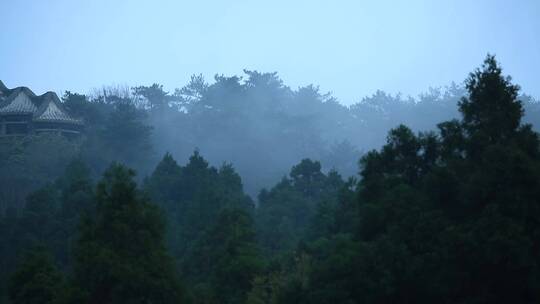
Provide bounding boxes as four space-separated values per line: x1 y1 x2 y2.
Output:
0 115 82 137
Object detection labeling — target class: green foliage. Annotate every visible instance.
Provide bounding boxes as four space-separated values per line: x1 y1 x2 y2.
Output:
56 159 94 221
460 54 523 145
8 247 64 304
145 151 253 258
144 152 182 207
3 55 540 304
62 92 102 125
71 163 188 304
0 160 96 303
145 152 261 303
184 208 264 304
256 159 344 255
133 84 170 110
276 55 540 303
0 134 80 213
100 103 153 170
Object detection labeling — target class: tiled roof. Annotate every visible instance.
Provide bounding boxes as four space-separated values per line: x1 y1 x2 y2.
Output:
34 93 82 124
0 88 38 114
0 82 82 125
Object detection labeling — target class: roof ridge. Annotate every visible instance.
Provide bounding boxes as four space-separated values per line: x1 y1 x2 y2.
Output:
0 88 38 114
34 92 57 116
36 91 70 115
0 84 83 125
34 94 83 124
0 80 7 92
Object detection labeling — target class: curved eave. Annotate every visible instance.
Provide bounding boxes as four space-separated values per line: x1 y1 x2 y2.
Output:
33 118 84 125
0 82 83 127
0 112 35 123
0 111 34 115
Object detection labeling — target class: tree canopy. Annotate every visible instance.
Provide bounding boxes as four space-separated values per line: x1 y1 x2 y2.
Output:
2 55 540 304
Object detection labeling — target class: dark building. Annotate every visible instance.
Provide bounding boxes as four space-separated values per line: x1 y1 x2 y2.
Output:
0 80 83 137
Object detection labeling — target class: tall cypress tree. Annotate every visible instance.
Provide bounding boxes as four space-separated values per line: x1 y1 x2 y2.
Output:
71 163 189 304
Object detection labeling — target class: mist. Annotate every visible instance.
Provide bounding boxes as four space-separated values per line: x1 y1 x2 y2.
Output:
1 1 540 304
81 74 539 198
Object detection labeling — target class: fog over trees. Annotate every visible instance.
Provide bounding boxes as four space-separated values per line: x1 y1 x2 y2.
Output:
4 66 538 205
1 56 540 303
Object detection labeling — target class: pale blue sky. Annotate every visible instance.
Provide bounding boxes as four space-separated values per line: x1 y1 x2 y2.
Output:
1 0 539 104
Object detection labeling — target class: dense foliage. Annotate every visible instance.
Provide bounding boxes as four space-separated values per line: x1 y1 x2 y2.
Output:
1 55 539 303
257 55 540 303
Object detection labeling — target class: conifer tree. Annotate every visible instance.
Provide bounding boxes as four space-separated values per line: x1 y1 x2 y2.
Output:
72 163 189 304
8 247 63 304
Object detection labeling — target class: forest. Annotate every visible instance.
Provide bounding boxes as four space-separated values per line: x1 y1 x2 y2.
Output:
1 55 540 304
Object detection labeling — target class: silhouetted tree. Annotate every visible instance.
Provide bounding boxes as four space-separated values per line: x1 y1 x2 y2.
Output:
72 163 189 304
8 247 63 304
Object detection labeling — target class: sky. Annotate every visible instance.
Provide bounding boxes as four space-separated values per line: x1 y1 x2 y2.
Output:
1 0 539 105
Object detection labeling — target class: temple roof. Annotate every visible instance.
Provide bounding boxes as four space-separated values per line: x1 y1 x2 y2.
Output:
0 88 38 114
34 92 81 123
0 81 82 125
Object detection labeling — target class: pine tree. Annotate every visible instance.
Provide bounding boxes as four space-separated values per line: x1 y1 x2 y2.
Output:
72 163 189 304
459 54 523 157
8 247 63 304
184 208 264 304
